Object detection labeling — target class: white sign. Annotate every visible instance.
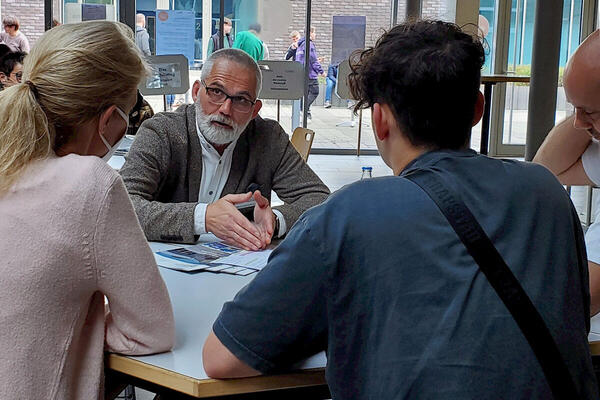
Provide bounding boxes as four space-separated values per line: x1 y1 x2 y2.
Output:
258 60 304 100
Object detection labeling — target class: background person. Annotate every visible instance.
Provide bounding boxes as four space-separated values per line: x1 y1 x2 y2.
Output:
0 51 25 89
203 21 598 399
285 30 300 60
295 27 325 122
533 29 600 316
248 24 270 60
135 13 151 57
207 17 234 56
0 21 175 399
0 44 11 91
0 15 30 53
232 24 264 61
324 61 340 108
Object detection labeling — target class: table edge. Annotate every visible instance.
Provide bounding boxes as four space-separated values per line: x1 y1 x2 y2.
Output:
107 353 327 398
481 75 531 83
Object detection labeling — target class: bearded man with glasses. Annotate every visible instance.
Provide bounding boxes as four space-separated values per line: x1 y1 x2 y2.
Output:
121 48 329 248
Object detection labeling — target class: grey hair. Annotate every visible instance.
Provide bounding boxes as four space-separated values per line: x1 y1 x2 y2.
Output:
201 48 262 97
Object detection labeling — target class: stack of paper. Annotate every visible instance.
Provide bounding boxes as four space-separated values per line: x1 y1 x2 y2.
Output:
153 241 272 275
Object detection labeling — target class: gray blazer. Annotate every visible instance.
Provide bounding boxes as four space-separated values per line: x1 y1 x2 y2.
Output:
120 104 330 244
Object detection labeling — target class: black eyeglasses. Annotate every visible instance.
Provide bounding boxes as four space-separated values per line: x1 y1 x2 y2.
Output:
201 80 256 113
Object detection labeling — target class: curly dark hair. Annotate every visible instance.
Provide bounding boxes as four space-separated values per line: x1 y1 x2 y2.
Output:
0 44 10 61
349 20 485 149
0 51 25 76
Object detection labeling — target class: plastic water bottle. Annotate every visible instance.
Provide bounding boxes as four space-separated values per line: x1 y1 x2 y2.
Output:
361 166 373 180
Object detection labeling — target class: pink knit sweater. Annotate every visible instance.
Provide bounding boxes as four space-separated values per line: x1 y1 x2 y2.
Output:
0 154 175 399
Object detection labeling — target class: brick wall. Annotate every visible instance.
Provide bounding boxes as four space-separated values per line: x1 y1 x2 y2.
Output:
1 0 45 48
265 0 393 66
421 0 449 20
264 0 448 66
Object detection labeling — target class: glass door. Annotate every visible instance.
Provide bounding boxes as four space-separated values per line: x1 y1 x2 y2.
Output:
486 0 584 157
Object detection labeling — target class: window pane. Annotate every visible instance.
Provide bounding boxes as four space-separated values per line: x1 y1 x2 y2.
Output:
64 0 118 23
478 0 583 146
256 0 393 151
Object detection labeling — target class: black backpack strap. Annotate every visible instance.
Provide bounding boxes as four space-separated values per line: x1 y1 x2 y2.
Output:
404 168 578 399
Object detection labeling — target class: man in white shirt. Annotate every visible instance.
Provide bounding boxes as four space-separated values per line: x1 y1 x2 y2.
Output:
121 49 329 248
534 29 600 315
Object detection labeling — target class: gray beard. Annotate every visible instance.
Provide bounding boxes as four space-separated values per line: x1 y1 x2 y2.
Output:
195 102 249 145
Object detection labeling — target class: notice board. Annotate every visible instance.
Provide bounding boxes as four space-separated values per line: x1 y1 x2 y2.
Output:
331 16 366 65
155 10 195 67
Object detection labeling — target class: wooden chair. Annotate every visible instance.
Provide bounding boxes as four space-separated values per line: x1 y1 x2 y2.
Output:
291 127 315 162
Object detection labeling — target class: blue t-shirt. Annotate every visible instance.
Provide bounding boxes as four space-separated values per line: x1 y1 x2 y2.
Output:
214 149 598 399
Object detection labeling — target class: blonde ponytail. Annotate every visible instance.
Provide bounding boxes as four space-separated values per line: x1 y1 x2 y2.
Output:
0 20 148 194
0 83 51 192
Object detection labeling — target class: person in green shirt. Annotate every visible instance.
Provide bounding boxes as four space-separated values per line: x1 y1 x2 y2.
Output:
232 24 264 62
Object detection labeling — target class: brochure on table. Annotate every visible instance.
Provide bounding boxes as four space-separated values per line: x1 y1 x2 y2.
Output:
149 239 272 275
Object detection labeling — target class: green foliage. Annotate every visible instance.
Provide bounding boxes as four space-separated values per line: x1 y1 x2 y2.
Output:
510 65 565 86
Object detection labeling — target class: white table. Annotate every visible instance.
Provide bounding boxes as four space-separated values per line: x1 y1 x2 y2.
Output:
106 238 600 398
106 242 328 399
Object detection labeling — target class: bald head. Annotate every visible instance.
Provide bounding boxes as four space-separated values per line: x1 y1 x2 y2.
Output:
564 30 600 133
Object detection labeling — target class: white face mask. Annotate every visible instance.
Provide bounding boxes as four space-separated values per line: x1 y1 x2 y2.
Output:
99 106 129 162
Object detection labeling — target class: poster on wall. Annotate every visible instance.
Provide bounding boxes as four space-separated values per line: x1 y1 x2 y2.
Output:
64 3 116 23
155 10 195 66
81 4 107 21
331 16 366 65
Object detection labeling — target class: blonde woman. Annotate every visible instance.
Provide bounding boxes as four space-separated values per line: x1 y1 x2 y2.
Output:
0 21 174 399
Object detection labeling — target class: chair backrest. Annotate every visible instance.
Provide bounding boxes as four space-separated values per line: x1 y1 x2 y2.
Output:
291 127 315 162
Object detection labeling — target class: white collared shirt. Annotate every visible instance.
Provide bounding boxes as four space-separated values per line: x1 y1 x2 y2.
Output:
192 122 286 237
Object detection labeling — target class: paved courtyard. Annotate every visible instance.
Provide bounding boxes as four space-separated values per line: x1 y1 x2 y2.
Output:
145 92 568 153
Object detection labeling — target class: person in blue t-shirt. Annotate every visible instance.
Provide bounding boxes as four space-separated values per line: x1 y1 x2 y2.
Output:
203 20 598 399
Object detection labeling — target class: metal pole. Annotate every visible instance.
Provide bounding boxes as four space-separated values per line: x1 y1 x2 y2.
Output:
357 109 363 156
302 0 312 128
391 0 399 26
202 0 212 60
406 0 421 20
488 0 511 156
119 0 135 32
480 83 493 155
277 100 281 122
524 0 564 160
219 0 224 52
44 0 52 31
